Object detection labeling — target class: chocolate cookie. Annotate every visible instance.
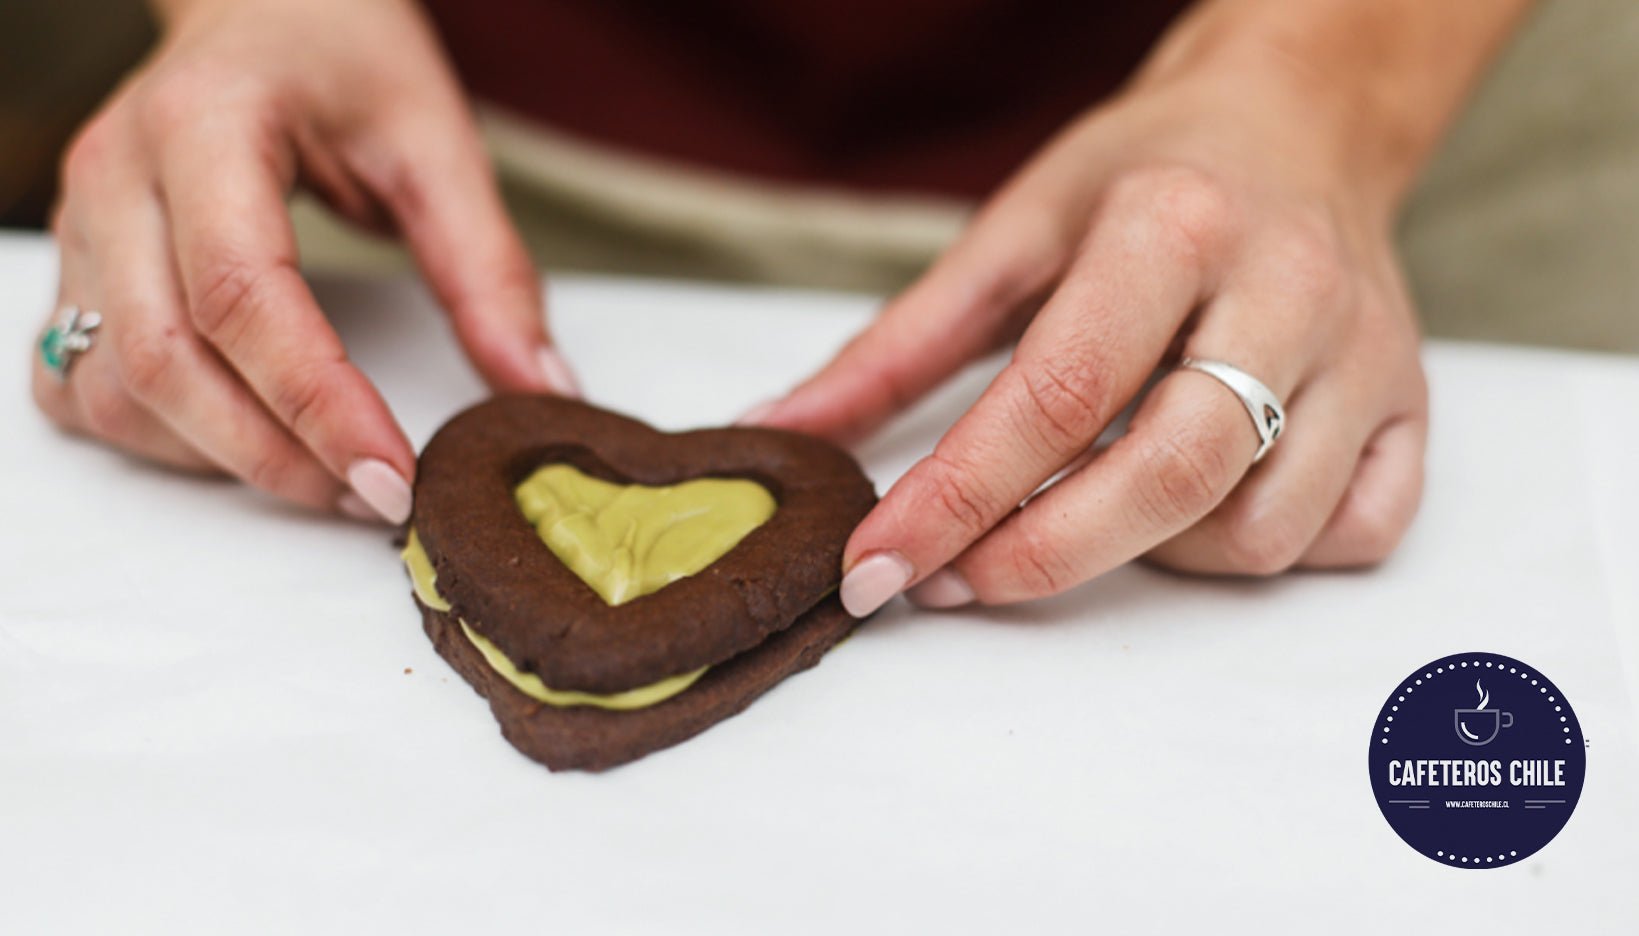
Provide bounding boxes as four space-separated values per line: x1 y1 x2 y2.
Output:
406 395 877 771
412 396 876 693
418 595 858 772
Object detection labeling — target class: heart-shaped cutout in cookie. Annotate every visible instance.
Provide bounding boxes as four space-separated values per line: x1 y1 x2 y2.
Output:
410 396 876 694
514 463 776 606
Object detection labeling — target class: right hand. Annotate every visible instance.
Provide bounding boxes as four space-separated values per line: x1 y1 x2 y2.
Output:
31 0 577 524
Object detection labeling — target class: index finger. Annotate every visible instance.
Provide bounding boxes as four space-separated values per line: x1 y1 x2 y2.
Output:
159 117 417 522
360 107 576 396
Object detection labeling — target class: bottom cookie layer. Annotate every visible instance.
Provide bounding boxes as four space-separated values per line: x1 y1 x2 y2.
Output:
420 595 858 772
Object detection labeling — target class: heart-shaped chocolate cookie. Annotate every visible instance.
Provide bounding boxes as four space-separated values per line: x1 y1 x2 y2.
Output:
410 395 877 695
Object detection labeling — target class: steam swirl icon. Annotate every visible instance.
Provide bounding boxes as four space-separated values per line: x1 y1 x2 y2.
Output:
1454 679 1514 746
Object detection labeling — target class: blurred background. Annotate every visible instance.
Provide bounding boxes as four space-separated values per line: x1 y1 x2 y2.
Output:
2 0 1635 352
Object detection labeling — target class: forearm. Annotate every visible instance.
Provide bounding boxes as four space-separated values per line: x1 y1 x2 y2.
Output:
1135 0 1536 209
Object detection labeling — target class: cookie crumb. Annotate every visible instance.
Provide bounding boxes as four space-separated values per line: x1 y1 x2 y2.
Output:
404 667 413 675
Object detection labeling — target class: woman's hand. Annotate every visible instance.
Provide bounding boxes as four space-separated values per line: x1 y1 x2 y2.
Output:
31 0 576 523
743 11 1482 612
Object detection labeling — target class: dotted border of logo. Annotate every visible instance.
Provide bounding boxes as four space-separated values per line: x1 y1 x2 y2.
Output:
1373 655 1583 868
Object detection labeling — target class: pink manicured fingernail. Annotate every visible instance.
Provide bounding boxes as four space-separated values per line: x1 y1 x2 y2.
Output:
336 492 380 523
735 398 779 426
537 346 582 398
346 458 413 525
840 550 914 617
906 568 976 609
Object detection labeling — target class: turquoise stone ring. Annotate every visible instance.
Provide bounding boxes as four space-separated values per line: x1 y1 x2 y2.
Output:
39 306 101 379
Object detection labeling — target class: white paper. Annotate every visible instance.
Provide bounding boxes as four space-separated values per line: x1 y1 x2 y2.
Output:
1 233 1635 933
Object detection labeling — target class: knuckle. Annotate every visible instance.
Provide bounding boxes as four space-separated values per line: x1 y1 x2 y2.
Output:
1269 218 1347 307
1338 485 1416 566
453 247 543 336
853 360 918 420
136 68 283 153
1339 303 1427 415
1399 358 1431 412
136 73 203 134
1109 165 1233 260
1134 428 1235 529
60 117 116 189
1347 515 1402 566
270 359 339 439
78 385 130 437
493 243 540 294
1013 357 1108 455
243 445 303 494
1217 505 1310 576
115 325 182 401
188 256 266 343
366 146 429 220
976 251 1062 315
919 450 1004 539
952 214 1074 314
1008 528 1081 598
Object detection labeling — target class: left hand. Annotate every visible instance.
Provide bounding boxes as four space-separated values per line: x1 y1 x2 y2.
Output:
744 61 1429 613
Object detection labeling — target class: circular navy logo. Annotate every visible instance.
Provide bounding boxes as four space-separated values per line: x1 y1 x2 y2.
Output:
1369 652 1584 868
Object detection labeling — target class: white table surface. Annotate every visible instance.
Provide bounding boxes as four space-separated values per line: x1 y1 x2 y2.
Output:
0 231 1635 933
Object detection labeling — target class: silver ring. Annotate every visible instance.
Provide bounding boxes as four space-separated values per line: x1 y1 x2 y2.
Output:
1179 357 1285 463
40 305 102 380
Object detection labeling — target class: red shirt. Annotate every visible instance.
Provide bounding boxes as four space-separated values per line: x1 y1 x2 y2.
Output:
422 0 1189 199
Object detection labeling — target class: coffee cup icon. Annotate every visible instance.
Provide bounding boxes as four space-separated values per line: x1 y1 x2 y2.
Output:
1455 707 1514 746
1454 679 1512 745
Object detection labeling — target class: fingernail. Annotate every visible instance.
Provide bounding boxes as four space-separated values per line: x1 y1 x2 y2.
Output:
346 458 413 525
336 492 380 523
537 346 582 398
840 550 914 617
906 567 976 609
735 398 779 426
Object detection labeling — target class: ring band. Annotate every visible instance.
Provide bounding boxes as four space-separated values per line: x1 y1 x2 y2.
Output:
1179 357 1286 463
39 306 101 380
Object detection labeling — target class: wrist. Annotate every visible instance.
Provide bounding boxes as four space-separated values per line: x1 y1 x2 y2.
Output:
1131 45 1408 221
1131 0 1534 216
